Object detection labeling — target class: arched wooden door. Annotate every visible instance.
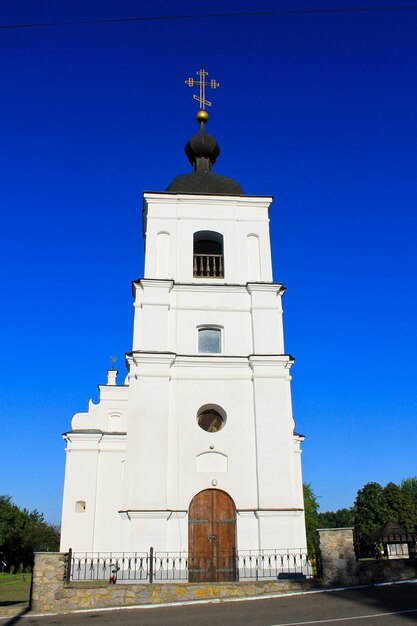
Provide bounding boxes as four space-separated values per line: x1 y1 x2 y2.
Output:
188 489 237 582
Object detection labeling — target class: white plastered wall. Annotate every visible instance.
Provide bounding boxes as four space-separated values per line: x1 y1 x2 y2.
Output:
60 190 307 554
142 193 273 285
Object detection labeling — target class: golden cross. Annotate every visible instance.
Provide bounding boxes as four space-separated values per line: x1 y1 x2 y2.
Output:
185 69 219 110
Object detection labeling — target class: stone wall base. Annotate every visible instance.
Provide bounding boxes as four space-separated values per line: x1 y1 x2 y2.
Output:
31 549 417 613
33 579 319 613
319 556 417 587
31 553 320 613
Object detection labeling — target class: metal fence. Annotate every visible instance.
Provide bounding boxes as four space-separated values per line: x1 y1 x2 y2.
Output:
236 550 311 580
67 548 311 583
67 550 149 583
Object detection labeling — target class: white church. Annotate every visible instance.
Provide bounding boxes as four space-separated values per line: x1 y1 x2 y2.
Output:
60 72 307 582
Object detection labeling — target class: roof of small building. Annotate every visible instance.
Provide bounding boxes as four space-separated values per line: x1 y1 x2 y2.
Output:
369 520 416 542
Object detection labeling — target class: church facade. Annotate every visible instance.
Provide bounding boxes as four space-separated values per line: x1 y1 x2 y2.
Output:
60 101 307 579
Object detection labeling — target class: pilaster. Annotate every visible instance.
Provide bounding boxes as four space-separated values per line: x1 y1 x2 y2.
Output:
247 283 285 353
124 352 175 511
132 279 174 351
249 356 298 510
60 433 101 552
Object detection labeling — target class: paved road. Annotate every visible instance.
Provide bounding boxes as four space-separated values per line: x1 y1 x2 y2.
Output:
5 582 417 626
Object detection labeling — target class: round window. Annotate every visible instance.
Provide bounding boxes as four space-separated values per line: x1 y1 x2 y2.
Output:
197 408 226 433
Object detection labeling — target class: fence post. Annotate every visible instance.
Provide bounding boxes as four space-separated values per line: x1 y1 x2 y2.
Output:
149 547 154 584
232 546 238 581
65 548 72 584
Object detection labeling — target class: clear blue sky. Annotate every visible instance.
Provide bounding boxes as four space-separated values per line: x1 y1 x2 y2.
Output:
1 0 416 525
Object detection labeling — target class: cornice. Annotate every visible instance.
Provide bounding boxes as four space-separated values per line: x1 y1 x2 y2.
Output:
119 510 175 520
97 385 129 395
126 352 294 367
143 192 273 208
62 431 127 447
131 281 287 295
173 355 250 369
294 431 305 442
172 282 248 294
255 509 304 517
119 508 304 521
249 354 295 369
133 278 174 290
126 351 176 367
62 431 102 441
247 282 286 297
63 430 127 436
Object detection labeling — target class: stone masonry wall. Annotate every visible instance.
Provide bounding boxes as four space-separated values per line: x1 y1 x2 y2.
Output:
315 528 417 586
32 543 417 614
315 528 357 585
31 553 317 613
31 553 68 612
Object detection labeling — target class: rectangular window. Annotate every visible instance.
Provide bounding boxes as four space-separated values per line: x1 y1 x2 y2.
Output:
198 328 221 353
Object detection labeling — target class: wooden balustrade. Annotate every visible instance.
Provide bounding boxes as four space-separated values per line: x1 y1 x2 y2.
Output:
193 254 224 278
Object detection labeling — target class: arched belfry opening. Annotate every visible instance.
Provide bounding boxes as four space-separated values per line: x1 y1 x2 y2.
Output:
188 489 237 582
193 231 224 278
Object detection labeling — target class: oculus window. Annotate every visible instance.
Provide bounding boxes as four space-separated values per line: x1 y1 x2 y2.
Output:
197 406 226 433
198 328 221 353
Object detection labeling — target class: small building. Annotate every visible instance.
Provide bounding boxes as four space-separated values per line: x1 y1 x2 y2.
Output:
370 521 417 559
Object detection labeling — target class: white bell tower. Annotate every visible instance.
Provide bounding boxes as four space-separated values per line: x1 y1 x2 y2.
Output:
60 75 307 579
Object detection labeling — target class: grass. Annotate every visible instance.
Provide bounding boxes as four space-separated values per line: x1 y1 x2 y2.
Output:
0 574 31 607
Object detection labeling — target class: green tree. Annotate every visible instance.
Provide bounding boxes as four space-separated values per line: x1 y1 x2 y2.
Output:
400 477 417 530
303 483 319 557
401 477 417 502
353 482 389 540
0 495 60 571
384 481 415 530
0 496 24 570
317 508 354 529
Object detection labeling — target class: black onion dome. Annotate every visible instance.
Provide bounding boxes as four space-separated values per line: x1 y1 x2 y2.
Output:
166 113 244 195
167 171 243 195
185 127 220 166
